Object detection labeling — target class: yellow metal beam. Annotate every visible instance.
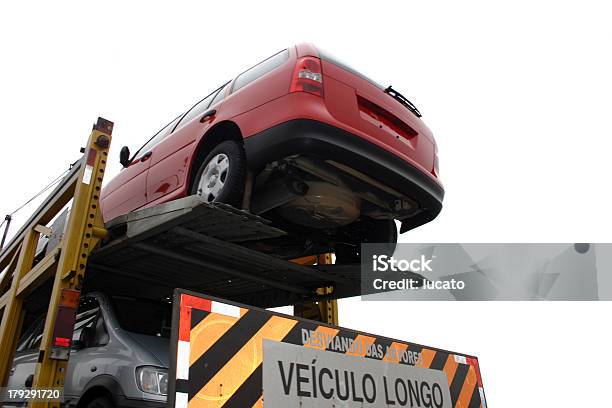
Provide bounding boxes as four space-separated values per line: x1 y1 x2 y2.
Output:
0 169 79 273
16 247 61 297
0 292 9 310
0 228 40 386
0 118 112 408
28 119 112 408
292 253 339 325
0 242 21 299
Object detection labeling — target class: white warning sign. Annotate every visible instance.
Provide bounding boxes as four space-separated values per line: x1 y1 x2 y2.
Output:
263 340 451 408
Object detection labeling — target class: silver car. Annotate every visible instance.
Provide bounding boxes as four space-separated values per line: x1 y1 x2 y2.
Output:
6 292 170 407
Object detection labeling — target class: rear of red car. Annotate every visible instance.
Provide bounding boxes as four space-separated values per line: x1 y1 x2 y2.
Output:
317 47 440 182
241 44 443 233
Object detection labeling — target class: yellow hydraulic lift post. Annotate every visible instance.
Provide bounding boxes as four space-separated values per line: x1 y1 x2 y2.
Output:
0 118 112 408
292 253 339 325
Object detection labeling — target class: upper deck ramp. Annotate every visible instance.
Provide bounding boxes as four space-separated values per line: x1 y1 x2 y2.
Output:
87 196 361 308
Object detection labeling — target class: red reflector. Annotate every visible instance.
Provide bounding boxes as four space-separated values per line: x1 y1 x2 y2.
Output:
52 294 78 353
60 289 80 308
290 56 324 97
86 148 97 166
54 337 71 348
466 357 483 387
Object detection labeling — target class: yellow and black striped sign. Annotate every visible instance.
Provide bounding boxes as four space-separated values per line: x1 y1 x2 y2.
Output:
169 290 487 408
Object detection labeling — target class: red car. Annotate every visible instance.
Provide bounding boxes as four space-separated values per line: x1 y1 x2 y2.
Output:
101 44 443 261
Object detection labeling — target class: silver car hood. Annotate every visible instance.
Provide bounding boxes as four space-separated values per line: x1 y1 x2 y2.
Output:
125 332 170 368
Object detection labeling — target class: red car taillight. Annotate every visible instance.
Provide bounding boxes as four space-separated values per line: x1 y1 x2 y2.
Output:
290 56 323 97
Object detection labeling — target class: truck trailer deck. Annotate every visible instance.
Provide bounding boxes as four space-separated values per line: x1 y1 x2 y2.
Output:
87 196 360 308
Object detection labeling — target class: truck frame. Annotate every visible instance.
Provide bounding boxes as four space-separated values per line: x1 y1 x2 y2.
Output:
0 118 485 408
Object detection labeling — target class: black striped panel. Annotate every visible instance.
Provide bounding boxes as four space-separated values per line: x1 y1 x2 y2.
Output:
190 308 210 329
220 365 263 408
409 344 423 354
187 310 272 399
429 351 449 370
325 329 359 354
175 379 189 394
281 321 319 346
402 344 423 366
366 336 395 361
468 385 482 408
282 322 360 355
450 363 470 405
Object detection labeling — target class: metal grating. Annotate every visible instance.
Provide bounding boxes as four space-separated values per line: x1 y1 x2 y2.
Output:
87 196 360 308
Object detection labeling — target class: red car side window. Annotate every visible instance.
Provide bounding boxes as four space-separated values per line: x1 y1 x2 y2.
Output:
231 49 289 93
175 82 229 131
132 116 181 161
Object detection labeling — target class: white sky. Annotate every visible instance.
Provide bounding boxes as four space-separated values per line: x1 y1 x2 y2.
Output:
1 1 611 406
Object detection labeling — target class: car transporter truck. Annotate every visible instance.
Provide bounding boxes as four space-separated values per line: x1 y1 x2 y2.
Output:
0 119 486 407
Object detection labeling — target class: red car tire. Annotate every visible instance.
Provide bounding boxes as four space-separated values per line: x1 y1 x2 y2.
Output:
190 140 246 207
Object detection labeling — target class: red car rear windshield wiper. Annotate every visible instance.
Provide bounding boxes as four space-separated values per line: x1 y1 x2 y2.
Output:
384 85 422 118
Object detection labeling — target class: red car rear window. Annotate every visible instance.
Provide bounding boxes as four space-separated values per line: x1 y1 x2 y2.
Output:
317 47 385 89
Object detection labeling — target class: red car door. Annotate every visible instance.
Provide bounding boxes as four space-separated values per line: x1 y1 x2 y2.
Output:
100 117 179 221
100 155 150 222
146 84 228 204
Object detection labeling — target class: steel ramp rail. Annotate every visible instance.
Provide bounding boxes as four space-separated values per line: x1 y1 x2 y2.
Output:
87 196 361 308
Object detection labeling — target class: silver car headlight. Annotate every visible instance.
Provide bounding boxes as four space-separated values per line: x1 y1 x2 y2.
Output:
136 366 168 395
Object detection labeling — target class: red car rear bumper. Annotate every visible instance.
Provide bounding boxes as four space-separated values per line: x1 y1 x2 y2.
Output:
243 118 444 233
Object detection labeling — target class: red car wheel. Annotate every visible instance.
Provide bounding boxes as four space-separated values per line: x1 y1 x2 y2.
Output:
191 140 246 207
